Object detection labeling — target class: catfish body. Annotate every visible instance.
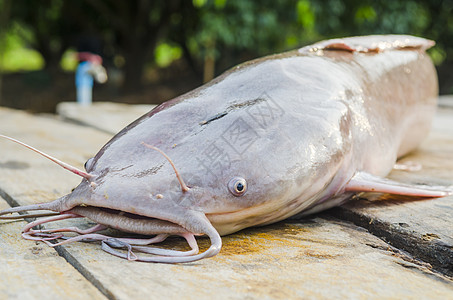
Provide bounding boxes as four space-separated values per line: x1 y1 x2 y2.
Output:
81 35 437 234
0 35 445 262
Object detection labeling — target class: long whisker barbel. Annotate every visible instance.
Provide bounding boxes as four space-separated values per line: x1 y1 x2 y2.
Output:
141 142 190 193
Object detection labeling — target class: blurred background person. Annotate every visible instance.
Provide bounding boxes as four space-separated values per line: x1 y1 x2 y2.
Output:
75 51 107 105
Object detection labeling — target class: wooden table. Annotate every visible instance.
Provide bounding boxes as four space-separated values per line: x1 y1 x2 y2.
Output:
0 100 452 299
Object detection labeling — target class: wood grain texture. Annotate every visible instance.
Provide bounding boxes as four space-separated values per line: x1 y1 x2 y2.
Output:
57 102 155 134
0 198 106 300
38 217 453 299
0 107 111 207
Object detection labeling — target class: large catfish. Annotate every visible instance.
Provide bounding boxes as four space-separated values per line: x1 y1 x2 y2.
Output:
0 35 450 263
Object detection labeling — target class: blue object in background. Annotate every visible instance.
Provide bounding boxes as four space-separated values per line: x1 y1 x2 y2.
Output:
75 53 108 106
75 61 95 105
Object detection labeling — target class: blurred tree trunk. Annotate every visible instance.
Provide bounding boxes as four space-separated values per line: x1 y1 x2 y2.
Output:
203 38 216 83
35 33 66 75
123 46 144 92
85 0 179 92
437 62 453 95
10 0 75 77
0 0 11 106
120 29 161 92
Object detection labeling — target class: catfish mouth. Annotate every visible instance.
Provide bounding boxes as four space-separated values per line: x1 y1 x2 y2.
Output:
0 200 222 263
68 205 190 236
0 135 222 262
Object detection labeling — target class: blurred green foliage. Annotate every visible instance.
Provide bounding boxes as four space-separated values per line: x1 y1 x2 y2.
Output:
0 24 44 71
1 0 453 91
154 43 183 68
60 48 78 71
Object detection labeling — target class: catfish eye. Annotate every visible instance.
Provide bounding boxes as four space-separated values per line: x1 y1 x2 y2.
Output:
228 177 247 196
84 157 94 171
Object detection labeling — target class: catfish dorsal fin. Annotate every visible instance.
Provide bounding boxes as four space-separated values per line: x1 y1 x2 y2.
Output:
345 172 452 198
0 134 92 180
299 35 435 54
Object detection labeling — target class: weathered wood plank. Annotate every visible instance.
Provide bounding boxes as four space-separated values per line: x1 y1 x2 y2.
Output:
0 107 111 207
0 197 106 300
332 106 453 276
56 102 155 134
43 217 453 299
1 106 452 298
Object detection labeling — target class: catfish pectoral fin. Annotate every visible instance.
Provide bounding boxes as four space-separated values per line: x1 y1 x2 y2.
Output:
345 172 453 197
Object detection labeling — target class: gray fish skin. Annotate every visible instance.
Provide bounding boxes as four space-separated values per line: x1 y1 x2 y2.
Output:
64 35 437 235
